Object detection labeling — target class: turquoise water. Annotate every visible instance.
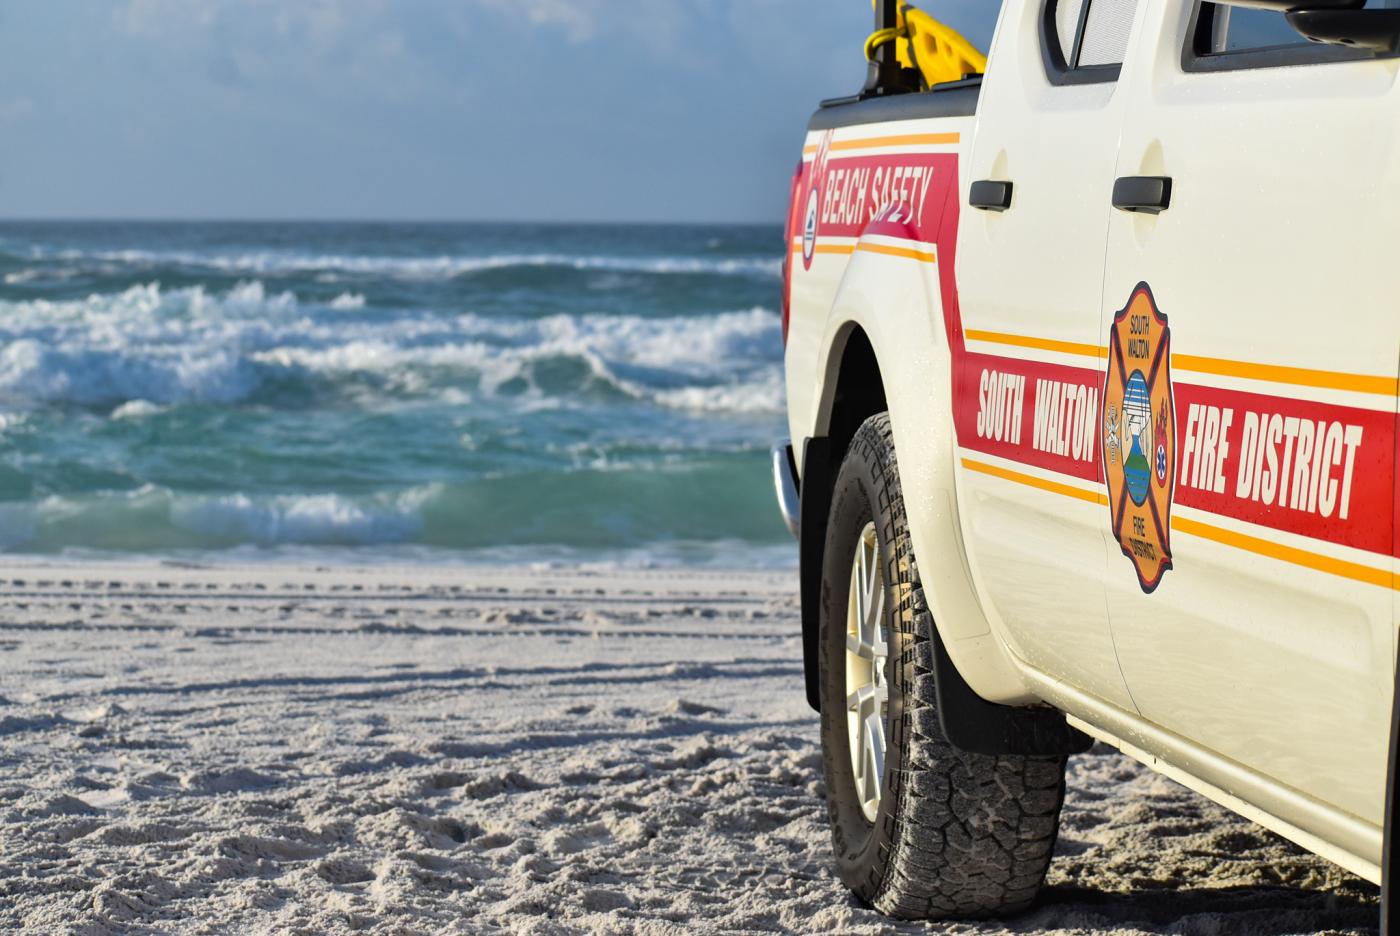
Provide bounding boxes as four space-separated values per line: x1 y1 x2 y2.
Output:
0 222 794 566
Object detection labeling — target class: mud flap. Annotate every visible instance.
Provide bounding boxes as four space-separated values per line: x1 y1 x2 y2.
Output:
931 626 1094 757
799 436 835 713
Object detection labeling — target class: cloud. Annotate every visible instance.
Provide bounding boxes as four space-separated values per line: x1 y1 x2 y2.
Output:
522 0 597 42
472 0 690 49
472 0 595 42
115 0 375 47
106 0 428 100
113 0 219 38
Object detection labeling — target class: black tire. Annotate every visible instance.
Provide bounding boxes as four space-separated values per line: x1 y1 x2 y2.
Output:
818 412 1067 920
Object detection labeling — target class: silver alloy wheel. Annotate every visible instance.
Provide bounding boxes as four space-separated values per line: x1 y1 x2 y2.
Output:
845 521 889 822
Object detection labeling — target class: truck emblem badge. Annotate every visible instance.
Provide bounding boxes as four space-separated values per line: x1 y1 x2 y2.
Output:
802 188 819 269
802 131 835 270
1102 283 1175 593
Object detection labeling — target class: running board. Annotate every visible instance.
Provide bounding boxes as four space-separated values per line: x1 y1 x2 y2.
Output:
1020 667 1384 885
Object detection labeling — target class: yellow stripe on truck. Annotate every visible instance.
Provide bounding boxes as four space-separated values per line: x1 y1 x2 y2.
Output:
965 329 1104 361
960 458 1107 506
1171 353 1399 397
803 132 962 156
857 242 936 263
1170 516 1396 591
830 132 961 151
961 456 1397 591
791 241 936 262
965 327 1397 396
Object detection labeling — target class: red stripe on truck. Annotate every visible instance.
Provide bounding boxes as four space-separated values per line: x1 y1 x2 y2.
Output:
799 139 1397 567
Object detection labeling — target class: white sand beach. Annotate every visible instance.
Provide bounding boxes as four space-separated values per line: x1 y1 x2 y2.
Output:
0 561 1379 935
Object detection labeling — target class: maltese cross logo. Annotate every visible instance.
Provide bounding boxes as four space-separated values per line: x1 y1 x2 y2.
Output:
1102 284 1176 594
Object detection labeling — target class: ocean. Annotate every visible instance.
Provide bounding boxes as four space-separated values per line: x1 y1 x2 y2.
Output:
0 221 794 567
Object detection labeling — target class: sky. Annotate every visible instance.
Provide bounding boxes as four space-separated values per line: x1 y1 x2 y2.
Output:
0 1 1000 224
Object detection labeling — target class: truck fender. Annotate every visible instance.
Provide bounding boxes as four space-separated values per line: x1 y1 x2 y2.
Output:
799 237 1088 755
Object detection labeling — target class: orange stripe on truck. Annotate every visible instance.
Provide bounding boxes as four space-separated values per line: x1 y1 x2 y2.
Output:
960 458 1107 506
965 329 1104 361
789 241 854 256
804 133 961 157
1171 353 1398 397
857 242 937 263
964 327 1396 396
961 457 1397 590
1171 516 1396 591
830 132 960 151
791 242 936 262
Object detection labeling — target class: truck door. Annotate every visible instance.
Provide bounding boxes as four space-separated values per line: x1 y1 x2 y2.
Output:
955 0 1142 710
1100 1 1400 860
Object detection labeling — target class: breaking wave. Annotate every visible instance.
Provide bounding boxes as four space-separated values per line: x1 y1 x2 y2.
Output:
0 281 783 414
15 247 782 281
0 221 792 559
0 460 784 554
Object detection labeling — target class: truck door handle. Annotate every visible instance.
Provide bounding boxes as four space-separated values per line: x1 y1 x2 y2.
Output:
969 180 1013 212
1112 176 1173 214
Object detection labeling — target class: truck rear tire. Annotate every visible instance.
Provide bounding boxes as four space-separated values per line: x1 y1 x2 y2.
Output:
818 413 1067 920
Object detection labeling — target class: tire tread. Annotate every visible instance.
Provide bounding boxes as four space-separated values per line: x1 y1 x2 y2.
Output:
827 414 1066 921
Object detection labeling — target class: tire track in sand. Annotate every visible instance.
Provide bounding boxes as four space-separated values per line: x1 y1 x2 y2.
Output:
0 562 1378 935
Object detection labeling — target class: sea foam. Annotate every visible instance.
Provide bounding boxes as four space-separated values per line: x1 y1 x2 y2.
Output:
0 221 792 559
28 247 782 280
171 490 430 546
0 283 783 414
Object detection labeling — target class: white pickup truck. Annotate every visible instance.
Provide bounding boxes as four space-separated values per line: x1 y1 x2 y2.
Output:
773 0 1400 922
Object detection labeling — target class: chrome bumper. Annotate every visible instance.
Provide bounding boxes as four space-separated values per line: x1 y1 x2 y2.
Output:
771 440 800 539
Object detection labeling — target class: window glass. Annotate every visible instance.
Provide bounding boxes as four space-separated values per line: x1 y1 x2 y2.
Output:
1219 8 1307 51
1078 0 1139 67
1203 0 1400 54
1055 0 1087 63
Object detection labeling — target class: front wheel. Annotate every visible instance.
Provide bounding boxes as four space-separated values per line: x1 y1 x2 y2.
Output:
818 413 1067 920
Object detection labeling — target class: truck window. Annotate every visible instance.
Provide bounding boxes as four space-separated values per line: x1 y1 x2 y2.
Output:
1054 0 1086 63
1189 0 1400 69
1078 0 1138 66
1048 0 1139 72
1210 7 1307 52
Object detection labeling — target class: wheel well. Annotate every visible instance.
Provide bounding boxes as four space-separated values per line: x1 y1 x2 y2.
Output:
797 331 1091 754
799 325 888 712
825 327 888 469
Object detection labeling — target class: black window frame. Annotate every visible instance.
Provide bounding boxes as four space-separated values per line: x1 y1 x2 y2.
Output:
1182 2 1387 72
1040 0 1125 86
